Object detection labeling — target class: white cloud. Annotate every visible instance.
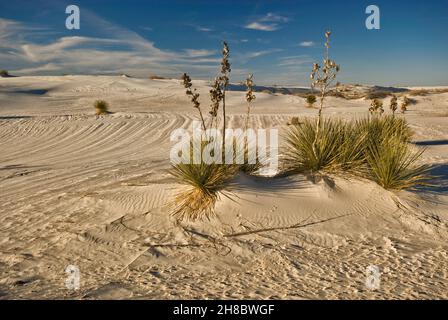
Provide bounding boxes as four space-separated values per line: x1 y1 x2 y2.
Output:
245 22 279 32
299 41 316 47
197 26 213 32
244 13 290 32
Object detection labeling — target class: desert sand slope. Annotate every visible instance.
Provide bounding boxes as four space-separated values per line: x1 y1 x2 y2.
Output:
0 76 447 299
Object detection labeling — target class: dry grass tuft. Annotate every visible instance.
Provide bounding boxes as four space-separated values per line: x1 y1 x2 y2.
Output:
94 100 109 115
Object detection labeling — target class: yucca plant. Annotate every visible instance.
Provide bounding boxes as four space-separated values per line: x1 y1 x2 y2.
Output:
284 117 345 173
365 135 429 190
170 162 237 221
94 100 109 115
356 115 412 144
169 139 238 221
334 121 368 173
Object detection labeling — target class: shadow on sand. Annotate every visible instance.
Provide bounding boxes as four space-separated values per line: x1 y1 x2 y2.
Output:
413 164 448 195
413 140 448 146
0 116 33 120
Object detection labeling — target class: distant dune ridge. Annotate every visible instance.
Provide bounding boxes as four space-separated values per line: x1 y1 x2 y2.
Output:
0 75 447 299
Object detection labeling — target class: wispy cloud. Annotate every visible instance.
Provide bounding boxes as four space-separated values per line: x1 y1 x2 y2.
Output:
235 49 283 64
183 49 217 57
299 41 316 47
278 55 313 67
197 26 213 32
244 13 290 32
0 16 223 78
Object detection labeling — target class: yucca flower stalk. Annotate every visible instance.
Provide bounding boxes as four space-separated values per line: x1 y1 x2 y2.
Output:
182 73 206 130
219 42 231 161
244 74 256 130
401 96 409 113
390 96 398 115
369 98 384 115
209 77 223 130
310 31 340 148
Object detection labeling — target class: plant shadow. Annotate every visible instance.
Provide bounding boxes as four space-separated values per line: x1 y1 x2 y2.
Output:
413 140 448 146
412 164 448 195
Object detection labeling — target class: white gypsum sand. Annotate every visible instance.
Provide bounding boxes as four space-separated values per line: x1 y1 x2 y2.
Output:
0 75 447 299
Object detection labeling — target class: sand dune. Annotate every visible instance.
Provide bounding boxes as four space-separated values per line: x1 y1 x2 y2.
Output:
0 76 447 299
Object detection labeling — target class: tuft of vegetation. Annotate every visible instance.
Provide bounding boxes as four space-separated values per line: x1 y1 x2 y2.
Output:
366 91 390 100
94 100 109 115
149 74 168 80
306 94 317 108
365 135 429 190
284 117 348 174
284 115 427 190
170 161 238 221
356 115 412 144
0 70 9 77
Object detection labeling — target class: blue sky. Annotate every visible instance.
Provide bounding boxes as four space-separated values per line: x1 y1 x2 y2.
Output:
1 0 447 86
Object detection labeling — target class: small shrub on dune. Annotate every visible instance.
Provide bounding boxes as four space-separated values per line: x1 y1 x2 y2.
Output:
0 70 9 77
306 94 317 108
94 100 109 115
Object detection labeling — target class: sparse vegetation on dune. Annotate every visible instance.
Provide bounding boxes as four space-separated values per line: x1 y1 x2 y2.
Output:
94 100 109 115
284 115 428 190
0 70 9 77
149 74 168 80
408 88 448 96
170 30 432 221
